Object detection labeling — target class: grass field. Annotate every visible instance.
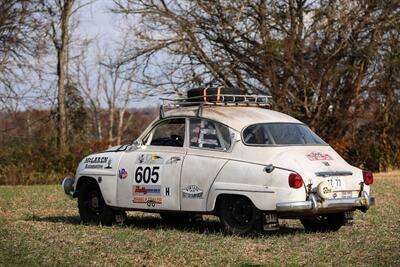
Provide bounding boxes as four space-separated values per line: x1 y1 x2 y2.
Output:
1 173 399 266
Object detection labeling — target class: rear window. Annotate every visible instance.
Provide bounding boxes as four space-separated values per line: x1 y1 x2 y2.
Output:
242 123 327 146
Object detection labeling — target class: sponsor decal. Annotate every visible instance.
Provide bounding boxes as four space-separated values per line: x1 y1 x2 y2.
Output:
84 156 108 164
85 164 104 169
104 158 112 169
132 196 162 207
164 187 171 196
133 185 161 196
306 152 333 161
136 154 163 164
135 166 160 184
118 168 128 179
182 185 203 199
84 156 110 169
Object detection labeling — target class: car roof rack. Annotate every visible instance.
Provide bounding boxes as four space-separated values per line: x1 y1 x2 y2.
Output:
159 91 272 118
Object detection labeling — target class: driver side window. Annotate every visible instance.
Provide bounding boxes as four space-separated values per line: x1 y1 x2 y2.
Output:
149 118 185 147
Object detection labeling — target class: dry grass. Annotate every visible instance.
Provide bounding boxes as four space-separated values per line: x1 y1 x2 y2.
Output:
1 172 399 266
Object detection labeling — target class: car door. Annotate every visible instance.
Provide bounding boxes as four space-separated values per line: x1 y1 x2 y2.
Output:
116 118 187 211
180 118 233 211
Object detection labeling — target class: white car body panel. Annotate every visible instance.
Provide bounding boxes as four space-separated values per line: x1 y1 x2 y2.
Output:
69 106 373 218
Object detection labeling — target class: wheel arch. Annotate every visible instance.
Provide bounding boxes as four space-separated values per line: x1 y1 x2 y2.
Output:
76 176 98 190
213 193 255 213
208 189 277 212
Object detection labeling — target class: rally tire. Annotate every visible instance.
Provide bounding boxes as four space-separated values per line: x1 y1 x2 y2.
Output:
301 213 345 232
78 180 112 226
219 195 263 236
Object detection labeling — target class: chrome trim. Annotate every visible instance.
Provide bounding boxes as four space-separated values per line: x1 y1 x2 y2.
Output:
276 192 375 213
315 171 353 177
215 188 275 193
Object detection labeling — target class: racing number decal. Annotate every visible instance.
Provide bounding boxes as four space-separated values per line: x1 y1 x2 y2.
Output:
135 166 160 183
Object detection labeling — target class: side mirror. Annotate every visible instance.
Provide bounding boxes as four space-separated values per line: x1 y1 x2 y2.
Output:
132 139 142 146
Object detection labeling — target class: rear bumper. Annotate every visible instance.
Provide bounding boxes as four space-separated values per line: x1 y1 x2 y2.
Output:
276 191 375 214
62 176 77 198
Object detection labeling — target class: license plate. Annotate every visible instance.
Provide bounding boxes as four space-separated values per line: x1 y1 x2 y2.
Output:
327 177 344 190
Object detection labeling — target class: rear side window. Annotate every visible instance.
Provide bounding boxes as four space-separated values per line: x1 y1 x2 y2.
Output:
189 118 231 151
243 123 326 146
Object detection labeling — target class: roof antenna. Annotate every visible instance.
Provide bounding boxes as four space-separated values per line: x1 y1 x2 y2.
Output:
196 103 203 117
159 105 165 119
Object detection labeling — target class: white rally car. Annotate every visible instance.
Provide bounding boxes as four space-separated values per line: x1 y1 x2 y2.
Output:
62 88 375 235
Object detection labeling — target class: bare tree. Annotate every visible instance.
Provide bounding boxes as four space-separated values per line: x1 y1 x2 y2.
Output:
43 0 75 153
113 1 399 135
102 54 136 146
74 40 104 141
0 0 45 111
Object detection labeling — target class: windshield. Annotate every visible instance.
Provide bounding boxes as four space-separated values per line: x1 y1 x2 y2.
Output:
242 123 327 146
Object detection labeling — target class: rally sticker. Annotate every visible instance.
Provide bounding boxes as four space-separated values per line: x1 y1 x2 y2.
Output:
136 154 164 164
118 168 128 179
133 185 161 196
132 196 162 207
306 152 333 161
182 185 203 199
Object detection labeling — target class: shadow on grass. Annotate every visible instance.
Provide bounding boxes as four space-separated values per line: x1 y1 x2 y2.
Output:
27 213 306 237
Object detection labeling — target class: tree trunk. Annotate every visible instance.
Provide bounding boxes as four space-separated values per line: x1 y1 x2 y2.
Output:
116 107 126 146
108 105 114 147
56 0 74 154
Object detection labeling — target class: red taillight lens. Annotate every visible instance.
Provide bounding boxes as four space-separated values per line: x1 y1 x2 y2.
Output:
288 173 303 188
363 170 373 185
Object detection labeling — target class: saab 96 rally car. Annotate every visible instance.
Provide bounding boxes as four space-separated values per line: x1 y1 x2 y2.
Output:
62 87 375 235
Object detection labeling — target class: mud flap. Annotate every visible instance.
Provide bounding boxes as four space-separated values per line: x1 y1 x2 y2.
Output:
344 211 354 226
263 213 279 231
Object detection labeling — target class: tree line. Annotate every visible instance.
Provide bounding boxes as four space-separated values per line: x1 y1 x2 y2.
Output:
0 0 399 184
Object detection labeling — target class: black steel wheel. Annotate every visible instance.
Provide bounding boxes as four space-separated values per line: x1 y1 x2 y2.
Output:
219 195 263 235
78 180 113 225
301 213 345 232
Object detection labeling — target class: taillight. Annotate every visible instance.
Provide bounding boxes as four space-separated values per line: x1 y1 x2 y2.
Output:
363 170 373 185
288 173 303 188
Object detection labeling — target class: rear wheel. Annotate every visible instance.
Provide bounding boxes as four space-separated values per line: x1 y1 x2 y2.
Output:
219 195 263 235
301 213 345 232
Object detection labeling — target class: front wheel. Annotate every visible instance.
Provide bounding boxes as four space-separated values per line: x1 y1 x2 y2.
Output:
78 180 125 226
219 195 263 236
301 213 345 232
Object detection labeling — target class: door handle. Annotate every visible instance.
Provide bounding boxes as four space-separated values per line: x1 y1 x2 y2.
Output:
168 156 181 164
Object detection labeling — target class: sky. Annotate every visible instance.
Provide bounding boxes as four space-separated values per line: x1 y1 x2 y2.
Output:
75 1 160 108
78 1 119 51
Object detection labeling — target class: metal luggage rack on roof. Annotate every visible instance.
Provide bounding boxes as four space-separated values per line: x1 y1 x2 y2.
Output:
160 94 272 109
159 94 272 118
